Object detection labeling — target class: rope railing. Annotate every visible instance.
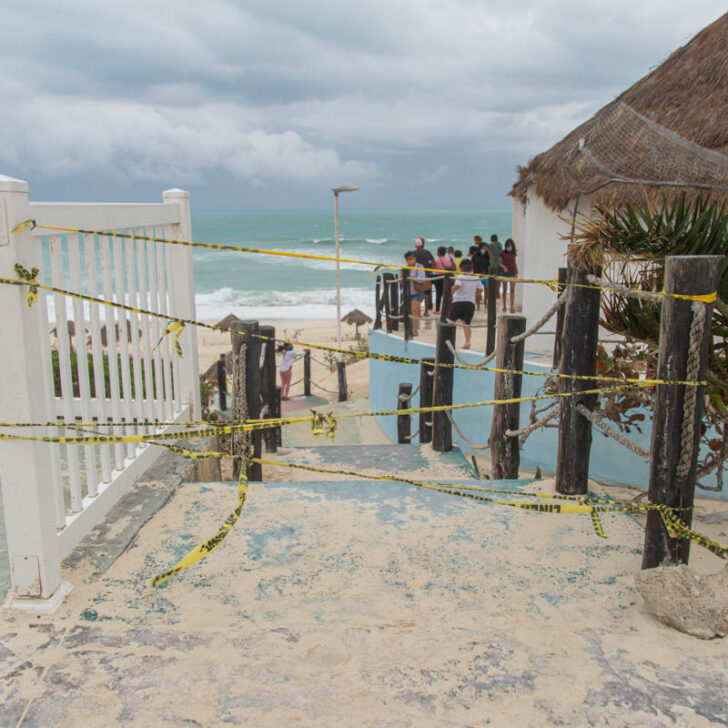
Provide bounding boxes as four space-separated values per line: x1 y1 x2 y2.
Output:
586 274 663 303
445 339 497 368
575 404 650 459
445 410 489 450
505 408 560 446
510 290 566 343
398 383 421 402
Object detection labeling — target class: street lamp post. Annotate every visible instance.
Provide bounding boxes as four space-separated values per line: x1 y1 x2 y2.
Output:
332 183 359 358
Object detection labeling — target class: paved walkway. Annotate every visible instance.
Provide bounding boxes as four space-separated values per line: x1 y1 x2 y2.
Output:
2 396 727 726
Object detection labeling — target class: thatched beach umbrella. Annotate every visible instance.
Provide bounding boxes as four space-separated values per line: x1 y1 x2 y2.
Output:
341 308 373 336
510 12 728 211
214 313 241 330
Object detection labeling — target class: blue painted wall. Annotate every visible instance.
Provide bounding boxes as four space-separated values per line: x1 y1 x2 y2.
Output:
368 330 727 499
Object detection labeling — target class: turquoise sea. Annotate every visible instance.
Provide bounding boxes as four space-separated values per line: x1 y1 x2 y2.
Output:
191 209 512 321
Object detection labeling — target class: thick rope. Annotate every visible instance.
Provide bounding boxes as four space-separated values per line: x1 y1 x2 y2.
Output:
510 290 567 343
505 408 560 443
445 410 490 450
398 383 421 402
445 339 497 367
587 274 663 303
676 301 707 478
576 403 650 459
403 428 421 442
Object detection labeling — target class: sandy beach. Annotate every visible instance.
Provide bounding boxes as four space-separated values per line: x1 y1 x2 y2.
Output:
198 315 389 406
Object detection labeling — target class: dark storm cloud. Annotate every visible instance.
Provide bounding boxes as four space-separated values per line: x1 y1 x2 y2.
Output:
0 0 724 207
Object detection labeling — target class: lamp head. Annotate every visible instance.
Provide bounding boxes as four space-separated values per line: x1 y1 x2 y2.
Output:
332 183 359 195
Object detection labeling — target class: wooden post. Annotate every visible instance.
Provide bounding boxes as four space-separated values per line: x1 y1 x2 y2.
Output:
419 357 435 444
490 315 526 479
555 255 602 495
230 320 263 481
304 349 311 396
389 273 400 332
274 386 282 447
402 268 412 340
642 255 723 568
486 265 498 354
337 360 348 402
216 353 227 412
382 272 393 332
439 275 452 323
373 275 383 330
397 383 413 444
432 323 455 452
552 267 568 369
259 325 277 453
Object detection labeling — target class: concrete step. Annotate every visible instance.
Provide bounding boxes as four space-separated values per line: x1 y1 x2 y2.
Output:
265 443 477 482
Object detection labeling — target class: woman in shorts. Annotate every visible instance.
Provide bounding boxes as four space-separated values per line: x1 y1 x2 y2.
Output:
447 258 480 349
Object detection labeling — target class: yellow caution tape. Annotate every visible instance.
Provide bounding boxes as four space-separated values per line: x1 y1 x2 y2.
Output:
0 271 709 388
154 320 185 356
14 263 39 307
149 455 250 587
16 220 720 305
131 439 724 585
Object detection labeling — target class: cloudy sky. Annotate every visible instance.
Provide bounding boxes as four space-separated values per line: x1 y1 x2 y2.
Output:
0 1 724 210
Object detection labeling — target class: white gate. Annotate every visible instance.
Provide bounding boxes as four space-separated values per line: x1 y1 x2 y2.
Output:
0 175 200 611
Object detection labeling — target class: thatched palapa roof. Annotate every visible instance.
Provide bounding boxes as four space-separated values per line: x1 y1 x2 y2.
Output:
510 13 728 211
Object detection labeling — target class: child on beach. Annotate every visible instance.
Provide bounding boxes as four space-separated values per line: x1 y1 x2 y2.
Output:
498 238 518 313
448 258 480 349
278 343 307 400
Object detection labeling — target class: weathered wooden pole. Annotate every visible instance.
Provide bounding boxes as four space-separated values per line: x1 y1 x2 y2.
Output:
486 265 498 354
555 254 601 495
216 353 227 412
439 275 452 323
402 268 412 340
552 267 568 369
432 323 455 452
642 255 723 568
230 320 263 481
382 272 394 333
303 349 312 396
259 325 277 453
337 360 348 402
397 382 413 444
274 386 282 447
419 357 435 444
490 315 526 479
388 274 400 332
373 275 383 330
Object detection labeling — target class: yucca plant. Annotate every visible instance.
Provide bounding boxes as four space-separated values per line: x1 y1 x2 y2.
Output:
567 193 728 490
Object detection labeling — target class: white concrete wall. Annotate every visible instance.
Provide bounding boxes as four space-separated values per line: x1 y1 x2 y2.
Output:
512 192 592 353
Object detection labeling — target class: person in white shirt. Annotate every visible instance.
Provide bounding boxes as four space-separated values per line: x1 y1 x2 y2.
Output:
447 258 480 349
278 343 308 400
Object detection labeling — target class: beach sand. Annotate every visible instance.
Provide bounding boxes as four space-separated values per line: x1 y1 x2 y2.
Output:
197 316 372 403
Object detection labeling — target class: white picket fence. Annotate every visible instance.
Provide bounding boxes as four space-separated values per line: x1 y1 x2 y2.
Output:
0 175 200 611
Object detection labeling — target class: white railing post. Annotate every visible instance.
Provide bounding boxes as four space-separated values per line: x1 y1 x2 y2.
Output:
0 174 70 611
162 188 200 419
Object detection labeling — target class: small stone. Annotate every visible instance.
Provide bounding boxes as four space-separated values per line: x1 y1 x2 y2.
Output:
635 564 728 639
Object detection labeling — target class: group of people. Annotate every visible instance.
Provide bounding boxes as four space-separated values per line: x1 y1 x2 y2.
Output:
402 234 519 347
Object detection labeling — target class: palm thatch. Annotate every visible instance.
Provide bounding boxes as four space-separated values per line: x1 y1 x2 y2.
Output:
510 12 728 212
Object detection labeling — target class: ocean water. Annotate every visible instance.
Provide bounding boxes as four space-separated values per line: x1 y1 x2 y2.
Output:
191 209 512 322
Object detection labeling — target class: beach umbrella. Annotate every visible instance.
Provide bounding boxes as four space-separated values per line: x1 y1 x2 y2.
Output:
341 308 373 336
